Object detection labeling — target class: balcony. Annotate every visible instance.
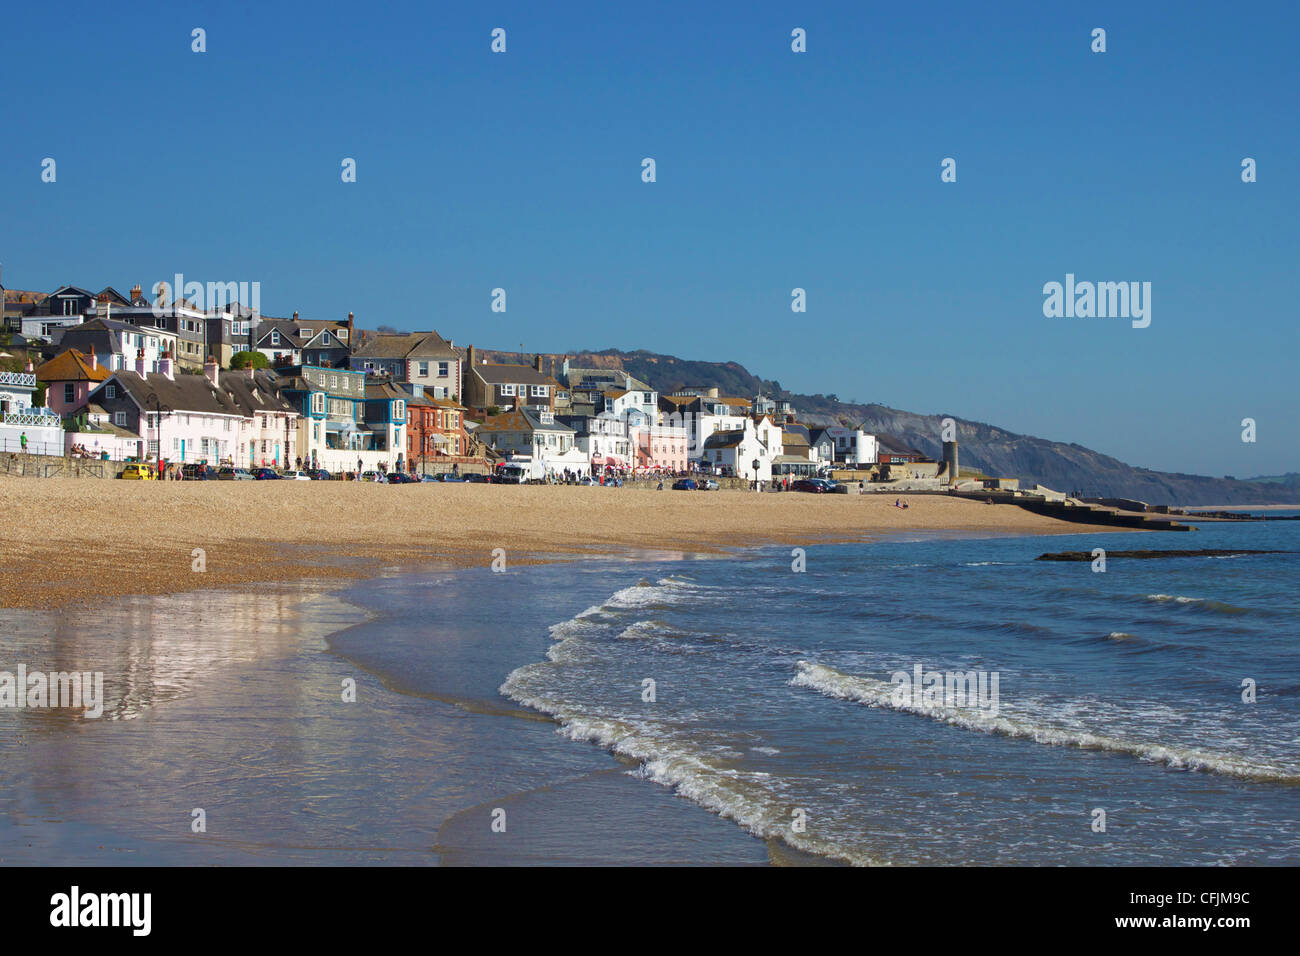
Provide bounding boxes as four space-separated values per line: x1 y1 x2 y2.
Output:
3 409 62 428
0 371 37 388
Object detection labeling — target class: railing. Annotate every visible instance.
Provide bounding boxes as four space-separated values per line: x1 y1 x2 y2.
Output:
3 411 62 428
0 438 67 457
0 371 38 388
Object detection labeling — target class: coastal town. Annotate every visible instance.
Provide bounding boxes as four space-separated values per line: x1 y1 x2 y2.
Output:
0 273 947 489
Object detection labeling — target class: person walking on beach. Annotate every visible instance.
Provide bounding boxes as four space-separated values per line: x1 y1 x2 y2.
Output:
19 432 27 452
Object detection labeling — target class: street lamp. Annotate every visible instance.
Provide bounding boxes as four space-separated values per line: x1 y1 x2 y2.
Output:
752 457 760 492
145 391 172 477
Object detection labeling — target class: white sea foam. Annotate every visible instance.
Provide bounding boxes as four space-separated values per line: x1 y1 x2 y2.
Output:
497 681 882 866
498 584 884 866
791 661 1300 783
1147 593 1204 604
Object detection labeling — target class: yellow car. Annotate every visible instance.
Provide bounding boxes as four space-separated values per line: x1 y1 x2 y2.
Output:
120 463 158 480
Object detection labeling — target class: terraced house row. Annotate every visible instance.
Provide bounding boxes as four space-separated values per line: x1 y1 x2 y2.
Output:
3 272 906 479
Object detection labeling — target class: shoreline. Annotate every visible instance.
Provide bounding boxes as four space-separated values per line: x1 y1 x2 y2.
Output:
0 482 1136 611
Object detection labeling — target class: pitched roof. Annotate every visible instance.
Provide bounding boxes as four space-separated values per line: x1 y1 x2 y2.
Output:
472 363 560 387
877 435 929 458
703 429 747 450
254 321 306 348
364 381 411 401
475 406 572 434
96 368 295 418
35 348 110 384
352 330 457 360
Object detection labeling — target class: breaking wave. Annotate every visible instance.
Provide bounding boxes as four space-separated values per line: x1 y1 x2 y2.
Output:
791 661 1299 784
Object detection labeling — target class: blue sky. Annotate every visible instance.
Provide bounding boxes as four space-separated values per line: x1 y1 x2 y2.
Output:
3 1 1295 476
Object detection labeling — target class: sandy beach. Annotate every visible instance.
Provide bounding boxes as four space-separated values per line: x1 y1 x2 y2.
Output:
0 480 1125 609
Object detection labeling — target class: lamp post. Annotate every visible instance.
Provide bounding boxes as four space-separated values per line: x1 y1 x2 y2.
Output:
145 392 172 477
752 457 760 492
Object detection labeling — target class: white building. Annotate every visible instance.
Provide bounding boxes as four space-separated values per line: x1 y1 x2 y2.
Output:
700 416 784 482
825 427 878 465
0 368 63 455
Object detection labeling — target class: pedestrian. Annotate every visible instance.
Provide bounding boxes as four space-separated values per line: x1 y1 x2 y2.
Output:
19 432 27 452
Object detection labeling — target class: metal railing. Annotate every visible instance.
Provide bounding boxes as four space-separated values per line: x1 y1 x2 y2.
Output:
0 371 37 388
0 438 67 456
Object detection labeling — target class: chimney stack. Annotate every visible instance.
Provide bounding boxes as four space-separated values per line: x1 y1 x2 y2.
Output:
467 344 477 370
130 284 142 302
203 355 220 387
158 349 175 380
347 311 354 345
135 348 147 378
89 351 98 370
534 354 543 373
293 311 299 321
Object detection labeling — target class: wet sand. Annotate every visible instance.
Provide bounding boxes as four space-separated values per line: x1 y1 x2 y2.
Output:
0 481 1124 609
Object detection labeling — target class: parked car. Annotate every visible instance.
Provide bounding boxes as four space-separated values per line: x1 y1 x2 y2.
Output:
307 468 332 481
384 472 415 484
359 470 387 483
672 478 698 491
217 466 254 480
463 473 491 483
431 472 466 482
791 479 825 493
252 468 282 480
181 463 218 481
494 465 526 484
697 478 720 491
281 470 314 481
120 463 157 481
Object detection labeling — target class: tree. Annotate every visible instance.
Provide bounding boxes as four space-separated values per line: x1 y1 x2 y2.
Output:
230 351 269 370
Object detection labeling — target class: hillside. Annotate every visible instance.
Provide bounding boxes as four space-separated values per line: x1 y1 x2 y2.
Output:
477 347 1299 506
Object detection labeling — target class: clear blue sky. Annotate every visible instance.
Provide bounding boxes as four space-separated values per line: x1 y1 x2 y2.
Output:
3 1 1296 477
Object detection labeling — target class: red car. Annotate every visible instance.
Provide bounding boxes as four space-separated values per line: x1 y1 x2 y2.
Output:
790 479 825 493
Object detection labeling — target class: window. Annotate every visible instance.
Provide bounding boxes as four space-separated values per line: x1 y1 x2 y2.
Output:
311 393 326 414
531 385 548 397
173 437 179 450
114 411 128 426
105 384 117 399
499 384 516 396
393 400 405 420
271 330 281 345
438 362 449 377
418 362 429 377
63 384 75 404
62 298 77 315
